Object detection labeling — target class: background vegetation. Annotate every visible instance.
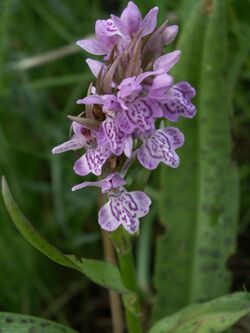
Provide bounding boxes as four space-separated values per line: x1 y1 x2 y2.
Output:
0 0 249 332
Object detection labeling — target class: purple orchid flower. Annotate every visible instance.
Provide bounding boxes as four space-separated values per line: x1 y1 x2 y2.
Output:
73 144 111 177
52 121 112 177
72 173 151 234
52 122 95 154
77 2 159 57
137 127 185 170
78 95 133 157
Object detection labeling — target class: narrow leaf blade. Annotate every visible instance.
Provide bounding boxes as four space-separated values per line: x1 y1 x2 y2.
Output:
0 312 78 333
149 293 250 333
1 176 129 293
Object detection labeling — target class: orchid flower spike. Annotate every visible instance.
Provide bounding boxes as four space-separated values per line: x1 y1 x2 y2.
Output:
52 2 196 234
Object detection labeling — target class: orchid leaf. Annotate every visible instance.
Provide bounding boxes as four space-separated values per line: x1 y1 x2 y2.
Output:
152 0 209 318
148 292 250 333
153 0 239 320
1 176 129 293
0 312 77 333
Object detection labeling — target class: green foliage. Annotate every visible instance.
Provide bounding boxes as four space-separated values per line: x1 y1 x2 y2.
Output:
152 0 209 318
0 312 77 333
148 292 250 333
1 176 129 294
153 0 239 320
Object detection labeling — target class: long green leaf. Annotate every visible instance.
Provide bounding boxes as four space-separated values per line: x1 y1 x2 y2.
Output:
0 312 77 333
1 176 129 294
148 292 250 333
189 0 239 302
152 0 209 319
153 0 239 320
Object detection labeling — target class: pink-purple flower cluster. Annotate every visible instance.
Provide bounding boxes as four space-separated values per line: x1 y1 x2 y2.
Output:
52 2 196 235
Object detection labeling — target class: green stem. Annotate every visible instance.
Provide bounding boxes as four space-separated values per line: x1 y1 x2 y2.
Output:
112 228 143 333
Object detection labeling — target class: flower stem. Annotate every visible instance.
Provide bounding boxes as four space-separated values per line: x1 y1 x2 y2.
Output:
112 228 143 333
99 194 123 333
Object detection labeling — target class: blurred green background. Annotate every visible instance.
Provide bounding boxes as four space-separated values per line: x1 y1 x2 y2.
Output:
0 0 249 332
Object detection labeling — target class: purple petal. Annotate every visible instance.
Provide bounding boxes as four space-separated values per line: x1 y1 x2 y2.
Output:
111 174 126 189
111 15 128 36
115 110 135 135
137 127 184 170
162 81 196 122
137 69 161 83
163 25 179 45
126 191 152 218
153 50 181 72
124 136 133 158
100 173 126 193
72 180 104 192
101 118 127 156
73 146 111 176
77 95 104 105
117 77 142 100
95 19 118 38
120 1 142 34
76 39 109 55
52 138 82 154
98 201 121 232
98 186 151 234
149 74 173 100
86 58 106 78
119 190 151 234
122 98 159 134
141 7 159 37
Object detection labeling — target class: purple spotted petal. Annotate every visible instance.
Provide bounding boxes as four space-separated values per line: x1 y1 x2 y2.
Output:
163 25 179 45
73 145 111 176
137 127 184 169
98 201 122 232
153 50 181 72
98 188 151 234
141 7 159 36
120 1 142 34
76 39 109 55
123 99 154 134
99 117 132 156
162 81 196 122
95 19 119 39
116 96 161 135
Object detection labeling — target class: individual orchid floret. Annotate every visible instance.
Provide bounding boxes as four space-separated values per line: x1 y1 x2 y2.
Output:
73 143 111 177
99 187 151 234
160 82 197 122
72 173 151 234
98 118 133 157
137 127 185 170
52 122 95 154
77 2 159 57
